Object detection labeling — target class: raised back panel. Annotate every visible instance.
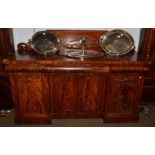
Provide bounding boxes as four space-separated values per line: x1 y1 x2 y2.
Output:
48 30 108 51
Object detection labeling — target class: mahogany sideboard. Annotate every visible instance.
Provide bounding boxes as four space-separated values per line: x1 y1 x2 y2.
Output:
2 30 152 124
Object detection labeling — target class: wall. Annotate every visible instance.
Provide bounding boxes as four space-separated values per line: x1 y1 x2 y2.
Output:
13 28 141 51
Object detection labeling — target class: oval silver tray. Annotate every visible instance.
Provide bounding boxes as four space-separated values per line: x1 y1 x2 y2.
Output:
64 49 104 59
100 29 135 56
30 31 60 55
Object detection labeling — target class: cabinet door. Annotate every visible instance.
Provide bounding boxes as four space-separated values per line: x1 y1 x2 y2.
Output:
50 72 107 118
10 73 50 124
76 74 106 117
50 73 78 117
105 73 143 123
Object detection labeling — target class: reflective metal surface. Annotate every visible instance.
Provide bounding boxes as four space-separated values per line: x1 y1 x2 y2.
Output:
64 36 104 59
100 29 135 56
80 36 88 56
30 31 60 55
64 49 104 59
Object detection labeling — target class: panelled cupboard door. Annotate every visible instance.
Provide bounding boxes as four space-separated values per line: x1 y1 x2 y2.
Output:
50 73 78 117
10 73 50 124
50 72 107 118
104 73 143 122
75 74 106 117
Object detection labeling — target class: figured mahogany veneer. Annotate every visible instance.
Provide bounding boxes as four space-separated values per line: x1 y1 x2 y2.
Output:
10 73 50 124
104 73 143 122
2 30 152 124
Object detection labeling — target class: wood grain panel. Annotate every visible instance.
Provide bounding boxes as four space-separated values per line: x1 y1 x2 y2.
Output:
104 73 143 122
10 73 50 124
50 73 78 116
76 74 106 116
50 72 107 118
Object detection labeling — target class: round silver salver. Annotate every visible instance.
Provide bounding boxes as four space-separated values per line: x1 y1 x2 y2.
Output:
100 29 135 56
30 31 60 55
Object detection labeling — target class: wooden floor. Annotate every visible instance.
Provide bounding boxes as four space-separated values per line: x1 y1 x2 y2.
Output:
0 105 155 127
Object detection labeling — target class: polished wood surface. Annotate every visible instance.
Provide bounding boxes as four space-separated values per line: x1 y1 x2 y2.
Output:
104 73 143 122
10 73 51 124
2 29 152 124
50 72 107 118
